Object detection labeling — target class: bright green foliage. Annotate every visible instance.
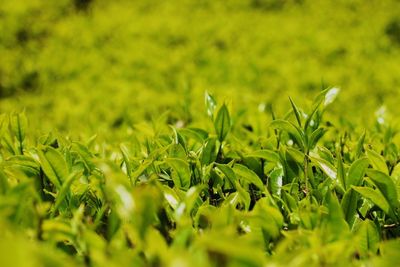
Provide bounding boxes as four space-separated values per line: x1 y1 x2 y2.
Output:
1 89 400 266
2 1 400 266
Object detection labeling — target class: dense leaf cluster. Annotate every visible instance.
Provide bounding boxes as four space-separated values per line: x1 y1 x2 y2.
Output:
1 89 400 266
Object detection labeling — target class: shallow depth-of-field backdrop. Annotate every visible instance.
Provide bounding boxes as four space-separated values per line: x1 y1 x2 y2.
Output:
2 0 400 266
2 0 400 138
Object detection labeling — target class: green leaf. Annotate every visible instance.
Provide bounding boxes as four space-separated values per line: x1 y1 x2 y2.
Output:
373 239 400 266
197 230 266 266
171 126 187 151
214 104 231 142
310 155 337 180
268 165 284 196
10 112 27 154
270 119 304 149
233 164 264 190
120 144 132 184
162 185 180 210
245 149 280 164
352 186 390 214
324 191 349 241
131 159 153 184
289 97 302 127
249 199 283 239
366 169 399 211
341 188 359 227
52 171 82 216
281 190 298 212
72 142 96 173
286 146 304 164
205 91 217 119
215 163 236 188
322 87 340 107
166 158 191 190
313 87 340 108
1 133 18 155
179 128 208 143
236 181 251 210
304 99 322 132
200 137 218 166
337 153 346 189
183 186 205 215
308 127 327 149
38 147 69 189
6 155 40 177
366 149 388 174
168 143 186 159
346 157 369 188
356 219 380 256
355 131 366 159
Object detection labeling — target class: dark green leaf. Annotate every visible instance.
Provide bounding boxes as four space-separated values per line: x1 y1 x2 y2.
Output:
289 97 302 127
200 137 218 166
10 112 27 154
214 104 231 142
341 188 359 227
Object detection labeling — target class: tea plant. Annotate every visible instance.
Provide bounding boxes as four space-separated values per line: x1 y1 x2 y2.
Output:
1 89 400 266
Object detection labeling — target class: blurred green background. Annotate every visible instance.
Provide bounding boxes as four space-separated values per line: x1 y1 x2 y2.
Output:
1 0 400 138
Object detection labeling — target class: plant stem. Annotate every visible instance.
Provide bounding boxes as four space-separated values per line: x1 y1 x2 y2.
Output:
304 150 309 194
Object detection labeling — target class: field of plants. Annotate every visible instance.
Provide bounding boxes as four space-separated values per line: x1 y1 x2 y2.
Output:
2 0 400 266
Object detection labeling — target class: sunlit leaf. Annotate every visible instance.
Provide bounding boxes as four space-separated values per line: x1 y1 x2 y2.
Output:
310 155 337 180
233 164 264 190
166 158 191 190
270 119 304 149
245 149 280 164
268 165 284 196
323 87 340 106
366 149 388 174
205 91 217 119
352 186 390 214
346 157 369 188
355 219 380 256
52 171 82 215
38 147 69 189
366 169 399 211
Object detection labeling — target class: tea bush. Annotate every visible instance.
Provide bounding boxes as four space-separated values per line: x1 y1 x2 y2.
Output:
1 1 400 266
